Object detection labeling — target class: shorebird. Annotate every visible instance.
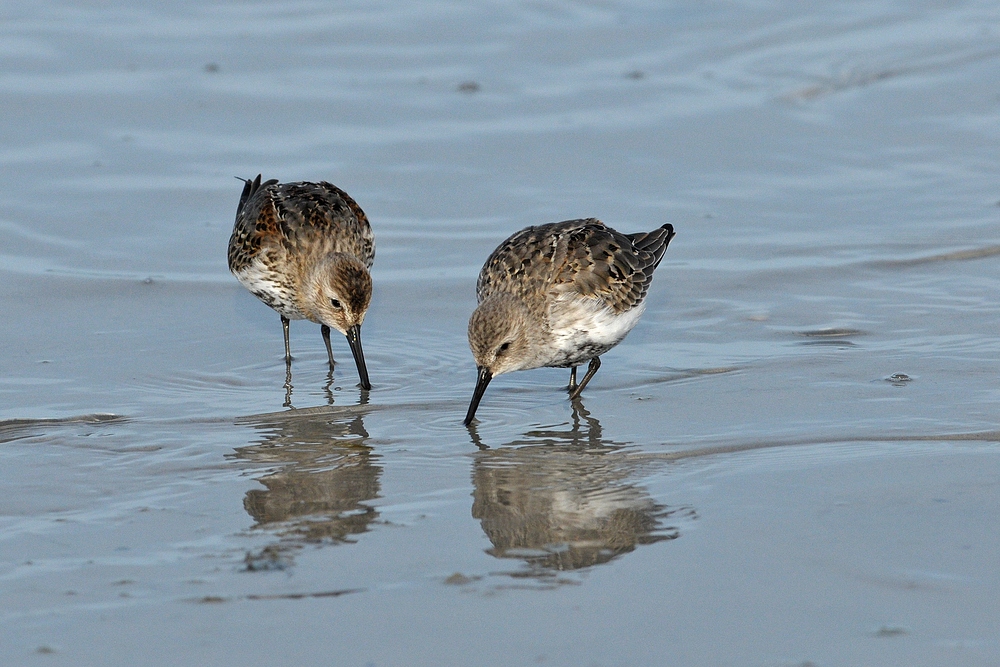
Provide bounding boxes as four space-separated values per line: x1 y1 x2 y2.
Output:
464 218 674 425
228 174 374 390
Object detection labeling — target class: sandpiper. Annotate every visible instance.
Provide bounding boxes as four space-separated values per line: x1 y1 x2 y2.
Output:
464 218 674 425
228 174 374 390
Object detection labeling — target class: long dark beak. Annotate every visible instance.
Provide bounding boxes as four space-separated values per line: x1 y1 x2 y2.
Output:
464 366 492 426
346 324 371 390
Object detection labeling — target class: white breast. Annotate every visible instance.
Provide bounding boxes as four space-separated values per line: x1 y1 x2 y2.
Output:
544 295 646 367
234 261 307 320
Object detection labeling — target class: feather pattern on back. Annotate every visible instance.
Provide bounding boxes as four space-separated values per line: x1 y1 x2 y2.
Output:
476 218 674 316
228 175 375 276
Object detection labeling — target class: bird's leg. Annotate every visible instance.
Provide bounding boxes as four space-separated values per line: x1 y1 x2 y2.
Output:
568 366 578 392
281 315 292 364
321 324 335 368
568 357 601 400
281 315 293 407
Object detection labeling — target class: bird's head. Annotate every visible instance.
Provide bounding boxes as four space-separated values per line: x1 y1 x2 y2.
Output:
467 293 538 377
305 253 372 335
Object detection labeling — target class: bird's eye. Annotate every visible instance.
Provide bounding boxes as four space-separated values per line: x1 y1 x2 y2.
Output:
498 342 511 353
330 298 342 309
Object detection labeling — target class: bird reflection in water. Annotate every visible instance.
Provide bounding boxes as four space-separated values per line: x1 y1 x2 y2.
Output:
231 404 379 569
283 364 368 409
470 401 694 580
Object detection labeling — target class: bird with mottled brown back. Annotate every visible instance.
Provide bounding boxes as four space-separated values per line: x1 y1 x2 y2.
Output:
465 218 674 425
228 174 375 390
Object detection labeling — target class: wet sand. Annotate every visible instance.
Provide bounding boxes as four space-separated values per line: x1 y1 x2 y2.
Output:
3 1 1000 665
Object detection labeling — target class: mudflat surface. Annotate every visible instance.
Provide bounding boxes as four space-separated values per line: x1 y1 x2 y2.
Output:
2 2 1000 665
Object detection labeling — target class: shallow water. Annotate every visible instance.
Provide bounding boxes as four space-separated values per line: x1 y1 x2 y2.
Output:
3 1 1000 665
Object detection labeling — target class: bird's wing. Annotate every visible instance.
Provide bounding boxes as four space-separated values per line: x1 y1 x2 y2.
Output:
228 177 375 273
228 174 280 273
477 219 674 313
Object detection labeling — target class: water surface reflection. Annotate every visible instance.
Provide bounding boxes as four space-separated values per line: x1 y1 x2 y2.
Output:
470 402 694 579
231 405 379 567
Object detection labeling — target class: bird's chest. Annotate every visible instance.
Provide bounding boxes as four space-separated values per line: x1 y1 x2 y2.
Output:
543 297 644 368
234 255 308 320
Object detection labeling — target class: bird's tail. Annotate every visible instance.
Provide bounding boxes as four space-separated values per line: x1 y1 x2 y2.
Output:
627 223 675 268
235 174 277 216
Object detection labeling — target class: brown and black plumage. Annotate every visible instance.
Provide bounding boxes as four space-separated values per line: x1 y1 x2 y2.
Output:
465 218 674 425
228 174 374 389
